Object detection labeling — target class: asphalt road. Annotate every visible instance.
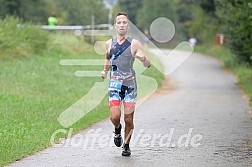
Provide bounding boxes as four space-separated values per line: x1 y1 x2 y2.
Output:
9 50 252 167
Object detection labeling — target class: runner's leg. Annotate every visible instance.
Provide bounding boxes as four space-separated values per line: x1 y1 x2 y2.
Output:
109 90 122 128
123 84 137 144
124 110 134 144
109 90 123 147
110 106 121 128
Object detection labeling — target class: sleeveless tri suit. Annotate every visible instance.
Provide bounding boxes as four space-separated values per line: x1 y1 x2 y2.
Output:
108 37 137 109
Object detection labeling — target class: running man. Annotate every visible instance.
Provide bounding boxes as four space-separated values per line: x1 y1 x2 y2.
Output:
100 12 151 156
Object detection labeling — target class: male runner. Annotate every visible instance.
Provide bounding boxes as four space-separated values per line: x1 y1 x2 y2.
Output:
101 12 151 156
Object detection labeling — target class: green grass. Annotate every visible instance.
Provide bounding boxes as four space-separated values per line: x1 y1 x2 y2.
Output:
0 17 49 58
195 45 252 106
0 30 164 166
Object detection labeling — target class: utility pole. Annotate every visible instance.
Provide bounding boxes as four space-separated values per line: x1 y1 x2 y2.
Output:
91 15 95 43
108 8 112 28
104 0 117 28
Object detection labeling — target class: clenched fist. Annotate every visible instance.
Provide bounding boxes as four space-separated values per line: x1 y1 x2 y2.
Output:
100 69 108 79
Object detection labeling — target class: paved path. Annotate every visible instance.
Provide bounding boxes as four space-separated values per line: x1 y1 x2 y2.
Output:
9 50 252 167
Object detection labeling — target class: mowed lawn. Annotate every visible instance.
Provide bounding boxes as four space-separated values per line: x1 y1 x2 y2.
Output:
0 32 164 166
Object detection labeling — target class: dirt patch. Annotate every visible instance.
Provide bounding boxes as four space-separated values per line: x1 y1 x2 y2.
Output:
150 76 179 98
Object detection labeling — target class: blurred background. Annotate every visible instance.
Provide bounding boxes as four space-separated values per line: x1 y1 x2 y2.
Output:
0 0 251 63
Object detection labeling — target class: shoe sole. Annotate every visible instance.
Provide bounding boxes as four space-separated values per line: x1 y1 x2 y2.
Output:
122 152 131 156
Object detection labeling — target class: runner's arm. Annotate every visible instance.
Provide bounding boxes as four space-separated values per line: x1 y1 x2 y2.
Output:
103 52 110 71
101 40 111 79
133 40 151 68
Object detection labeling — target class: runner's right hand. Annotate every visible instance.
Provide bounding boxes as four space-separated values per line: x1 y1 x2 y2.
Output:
101 69 107 79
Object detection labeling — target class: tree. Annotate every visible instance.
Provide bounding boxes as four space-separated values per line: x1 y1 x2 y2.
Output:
19 0 48 23
0 0 109 25
197 0 216 17
136 0 177 30
174 0 195 40
116 0 142 25
0 0 53 24
57 0 109 25
0 0 22 18
216 0 252 64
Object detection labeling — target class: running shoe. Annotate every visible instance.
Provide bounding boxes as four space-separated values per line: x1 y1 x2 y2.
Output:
122 144 131 156
114 124 123 147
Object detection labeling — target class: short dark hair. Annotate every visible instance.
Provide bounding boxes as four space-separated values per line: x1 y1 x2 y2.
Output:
115 12 129 21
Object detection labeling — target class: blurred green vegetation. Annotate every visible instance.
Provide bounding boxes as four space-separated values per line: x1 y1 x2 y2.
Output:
0 17 49 58
115 0 252 65
0 0 109 25
1 0 251 65
0 18 107 165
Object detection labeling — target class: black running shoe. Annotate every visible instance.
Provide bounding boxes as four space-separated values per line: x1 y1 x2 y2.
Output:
114 124 123 147
122 144 131 156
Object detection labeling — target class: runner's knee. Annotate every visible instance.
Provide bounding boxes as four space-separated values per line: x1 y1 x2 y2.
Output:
110 113 120 121
110 107 121 123
124 114 134 127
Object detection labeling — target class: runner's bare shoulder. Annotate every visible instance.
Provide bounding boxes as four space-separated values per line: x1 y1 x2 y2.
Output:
106 39 112 51
131 39 143 56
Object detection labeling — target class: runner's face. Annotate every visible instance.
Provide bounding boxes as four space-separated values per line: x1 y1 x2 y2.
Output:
115 15 129 36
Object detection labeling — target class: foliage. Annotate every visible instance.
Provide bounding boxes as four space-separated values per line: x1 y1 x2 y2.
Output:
196 0 217 17
0 0 109 25
174 0 194 40
0 0 49 23
0 17 50 58
1 0 251 65
56 0 109 25
187 7 219 44
215 0 252 64
136 0 177 31
115 0 142 25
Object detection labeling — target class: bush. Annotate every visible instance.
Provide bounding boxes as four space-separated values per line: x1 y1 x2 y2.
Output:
216 0 252 65
0 16 50 58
